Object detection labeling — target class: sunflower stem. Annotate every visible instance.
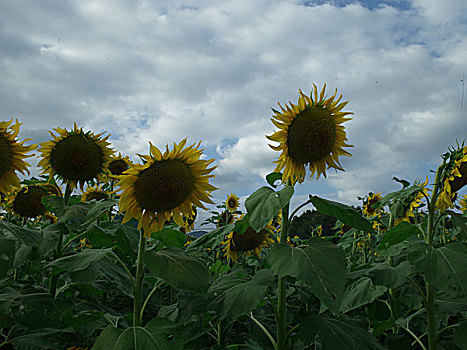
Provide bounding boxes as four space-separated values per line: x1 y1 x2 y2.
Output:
277 192 291 350
424 164 443 350
64 184 72 206
133 230 147 327
48 230 64 298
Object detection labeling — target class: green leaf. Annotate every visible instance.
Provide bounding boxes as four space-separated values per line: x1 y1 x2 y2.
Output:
185 224 234 252
0 238 15 277
309 196 375 233
267 239 347 313
339 277 387 313
378 222 420 250
144 248 209 295
266 172 282 188
222 269 274 319
446 210 467 241
408 242 467 296
245 185 294 233
152 228 188 248
91 318 184 350
454 320 467 350
349 261 412 289
81 199 117 227
298 315 384 349
50 248 112 272
0 220 42 246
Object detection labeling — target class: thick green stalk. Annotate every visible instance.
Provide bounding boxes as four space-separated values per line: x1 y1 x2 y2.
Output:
277 200 290 350
424 164 443 350
133 230 147 327
64 184 72 206
48 230 64 298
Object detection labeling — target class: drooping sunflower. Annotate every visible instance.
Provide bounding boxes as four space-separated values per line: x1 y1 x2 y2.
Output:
107 152 132 178
38 123 114 191
5 184 56 218
362 192 383 218
436 145 467 212
266 84 353 184
117 138 217 237
180 206 197 233
222 215 275 262
81 184 110 202
0 119 36 194
397 178 429 223
226 193 240 212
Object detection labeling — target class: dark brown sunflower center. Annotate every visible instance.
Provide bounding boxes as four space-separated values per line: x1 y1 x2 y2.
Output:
50 134 104 181
232 227 267 252
286 107 336 164
227 198 237 208
135 159 195 212
85 191 109 201
108 159 129 175
13 186 47 218
0 133 13 177
449 162 467 193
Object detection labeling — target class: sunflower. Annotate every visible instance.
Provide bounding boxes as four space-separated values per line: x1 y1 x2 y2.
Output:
398 178 429 223
117 139 217 237
436 145 467 211
0 119 36 194
81 184 110 202
266 84 353 184
180 206 197 233
108 152 132 178
460 194 467 212
226 193 240 212
222 215 275 262
362 192 383 218
38 123 114 191
5 184 50 218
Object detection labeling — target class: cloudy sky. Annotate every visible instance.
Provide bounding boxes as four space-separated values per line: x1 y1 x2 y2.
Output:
1 0 466 225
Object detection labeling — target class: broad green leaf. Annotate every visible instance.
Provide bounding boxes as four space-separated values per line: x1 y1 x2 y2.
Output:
222 269 274 319
91 318 184 350
0 238 15 277
50 248 112 272
152 228 188 248
246 185 294 233
185 224 234 252
10 328 73 349
144 248 209 295
349 261 412 289
267 239 347 313
0 220 42 246
40 222 67 256
85 223 137 258
266 171 282 188
82 199 117 227
309 196 375 233
378 222 420 250
454 320 467 350
298 315 384 349
97 256 133 297
339 277 387 313
446 210 467 241
408 242 467 296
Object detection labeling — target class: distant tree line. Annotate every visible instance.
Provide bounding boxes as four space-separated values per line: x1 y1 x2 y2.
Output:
288 209 338 238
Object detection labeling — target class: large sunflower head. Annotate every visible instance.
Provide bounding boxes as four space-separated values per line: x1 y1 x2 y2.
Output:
266 84 353 184
362 192 383 218
107 152 132 178
38 123 114 191
81 184 110 202
117 138 217 237
5 183 59 218
436 145 467 212
222 215 275 262
0 119 36 194
226 193 240 213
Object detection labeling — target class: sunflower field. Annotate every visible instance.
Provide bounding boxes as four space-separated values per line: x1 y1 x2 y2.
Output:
0 85 466 350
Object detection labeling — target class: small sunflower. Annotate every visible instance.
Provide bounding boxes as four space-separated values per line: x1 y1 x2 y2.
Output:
118 139 217 237
108 152 132 178
398 178 429 223
38 123 114 191
436 145 467 211
0 119 36 194
362 192 383 218
226 193 240 212
222 215 275 262
180 206 197 233
266 84 353 184
81 184 110 202
5 184 50 218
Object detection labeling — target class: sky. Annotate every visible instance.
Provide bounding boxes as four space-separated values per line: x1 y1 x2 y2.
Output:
1 0 466 227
